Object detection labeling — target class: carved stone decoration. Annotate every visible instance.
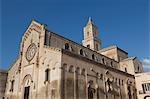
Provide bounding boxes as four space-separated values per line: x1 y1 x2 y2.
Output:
26 43 37 61
88 80 95 99
30 23 42 33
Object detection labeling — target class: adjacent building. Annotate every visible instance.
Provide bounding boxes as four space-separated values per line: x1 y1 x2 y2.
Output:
3 18 146 99
135 72 150 99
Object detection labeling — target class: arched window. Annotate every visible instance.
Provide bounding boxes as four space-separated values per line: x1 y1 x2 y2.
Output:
96 44 98 51
76 67 80 74
81 69 85 75
65 43 69 50
122 80 124 85
125 68 127 72
100 74 103 80
80 49 83 55
119 79 121 85
92 54 95 60
63 63 67 71
116 78 118 84
69 65 74 73
10 80 14 92
102 58 105 64
138 66 140 72
110 61 113 67
45 69 49 81
128 86 132 99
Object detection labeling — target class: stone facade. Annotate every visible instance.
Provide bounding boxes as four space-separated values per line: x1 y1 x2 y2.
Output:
119 57 143 75
0 70 7 99
135 72 150 99
98 45 128 62
4 18 145 99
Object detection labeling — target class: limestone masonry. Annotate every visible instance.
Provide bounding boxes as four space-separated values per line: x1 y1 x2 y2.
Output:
1 18 150 99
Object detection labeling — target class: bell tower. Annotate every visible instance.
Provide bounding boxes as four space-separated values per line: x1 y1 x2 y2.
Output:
82 17 101 51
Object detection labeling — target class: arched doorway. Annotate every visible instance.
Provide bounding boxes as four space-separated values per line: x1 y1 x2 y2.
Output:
24 86 30 99
22 74 33 99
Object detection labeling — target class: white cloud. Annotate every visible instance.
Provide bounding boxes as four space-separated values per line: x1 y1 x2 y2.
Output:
142 58 150 69
143 59 150 64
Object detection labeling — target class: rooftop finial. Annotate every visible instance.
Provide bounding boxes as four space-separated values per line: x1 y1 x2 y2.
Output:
87 17 93 25
89 17 92 21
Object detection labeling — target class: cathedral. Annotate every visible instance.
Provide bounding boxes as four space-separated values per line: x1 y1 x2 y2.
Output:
4 18 144 99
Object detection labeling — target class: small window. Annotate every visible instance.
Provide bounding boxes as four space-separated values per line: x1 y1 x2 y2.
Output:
138 66 140 72
100 74 103 80
70 46 74 52
10 80 14 92
87 45 90 48
115 78 117 83
80 49 83 55
110 61 113 67
95 57 98 61
96 44 98 51
81 69 85 75
65 43 69 50
102 58 105 64
119 79 121 85
122 80 124 85
92 54 95 60
125 68 127 73
45 69 49 81
87 32 89 36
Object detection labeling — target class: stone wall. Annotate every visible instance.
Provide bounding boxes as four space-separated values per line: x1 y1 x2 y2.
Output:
0 70 7 99
61 49 137 99
46 32 119 70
